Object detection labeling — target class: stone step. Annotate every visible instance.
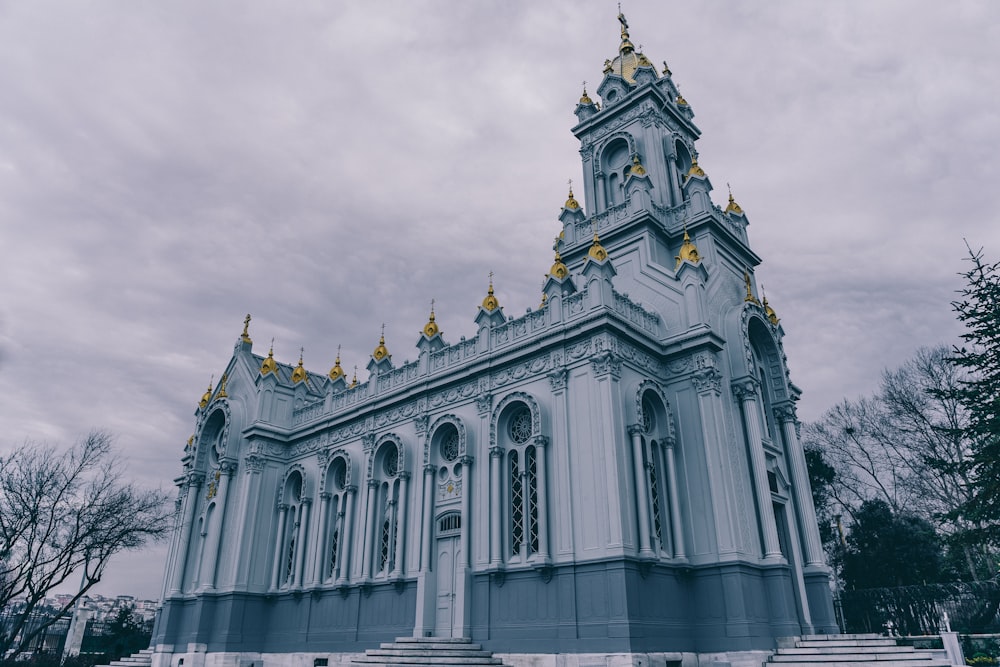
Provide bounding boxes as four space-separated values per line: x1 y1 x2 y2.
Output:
394 637 474 644
354 658 501 665
796 639 899 648
381 643 484 652
778 647 917 655
366 650 495 659
771 653 937 663
801 634 885 641
767 662 951 667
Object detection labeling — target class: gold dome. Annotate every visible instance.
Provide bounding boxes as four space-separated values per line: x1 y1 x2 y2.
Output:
726 190 744 215
579 87 594 106
630 154 646 176
261 343 278 375
605 12 656 85
763 296 780 326
372 333 390 361
481 277 500 312
349 367 358 389
564 186 580 210
688 154 706 177
199 377 213 409
549 251 569 280
328 346 345 381
291 351 307 383
674 228 701 268
588 233 609 262
676 94 689 107
423 302 440 338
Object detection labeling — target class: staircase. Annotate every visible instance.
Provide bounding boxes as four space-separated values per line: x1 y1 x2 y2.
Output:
353 637 507 667
98 648 154 667
767 634 952 667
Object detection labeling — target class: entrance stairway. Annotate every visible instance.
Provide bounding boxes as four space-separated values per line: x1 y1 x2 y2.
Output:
767 634 952 666
99 648 154 667
353 637 507 667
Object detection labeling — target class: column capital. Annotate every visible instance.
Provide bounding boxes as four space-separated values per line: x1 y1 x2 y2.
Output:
319 491 332 501
627 424 644 437
243 454 264 475
532 435 549 449
344 484 358 495
731 376 760 400
489 445 505 458
367 478 380 489
397 471 412 482
423 463 437 475
186 472 206 488
459 454 475 466
773 402 798 424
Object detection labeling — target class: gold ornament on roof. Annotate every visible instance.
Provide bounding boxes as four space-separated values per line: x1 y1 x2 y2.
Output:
199 376 213 409
618 11 634 53
539 292 548 309
588 232 609 262
372 324 390 361
423 300 440 338
216 373 228 399
549 251 569 280
688 153 705 177
744 269 761 306
291 349 307 383
603 59 613 74
579 82 594 106
674 227 701 268
637 52 652 68
241 314 252 344
662 61 672 77
481 273 500 311
349 366 358 389
186 435 194 450
725 184 744 215
328 345 345 381
630 154 646 176
261 340 278 375
564 180 580 210
763 295 780 326
676 94 689 107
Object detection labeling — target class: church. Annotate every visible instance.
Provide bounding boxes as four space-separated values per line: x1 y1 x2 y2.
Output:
151 12 837 667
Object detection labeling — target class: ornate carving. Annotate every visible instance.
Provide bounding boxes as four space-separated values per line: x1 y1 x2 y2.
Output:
773 403 797 425
730 378 760 401
362 434 375 451
475 392 492 416
590 350 622 378
414 414 429 435
489 392 541 451
547 368 568 391
627 424 644 437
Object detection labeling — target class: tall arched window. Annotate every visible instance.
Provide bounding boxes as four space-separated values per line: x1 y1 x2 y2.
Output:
323 457 349 581
640 393 670 555
502 403 539 561
373 441 402 577
276 471 304 589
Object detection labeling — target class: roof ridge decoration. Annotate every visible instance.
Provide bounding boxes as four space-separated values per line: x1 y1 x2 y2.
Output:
329 344 345 381
291 349 308 384
675 226 701 269
422 300 440 338
241 314 252 344
481 272 500 312
373 324 390 361
199 376 214 409
261 339 278 375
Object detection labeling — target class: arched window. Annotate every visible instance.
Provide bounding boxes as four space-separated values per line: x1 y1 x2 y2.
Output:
278 471 304 589
323 457 349 581
502 403 539 561
374 441 402 577
602 138 631 207
641 393 670 555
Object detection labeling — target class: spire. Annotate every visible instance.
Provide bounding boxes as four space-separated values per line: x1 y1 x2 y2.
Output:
199 376 214 409
762 290 780 326
588 232 609 262
349 366 358 389
744 269 761 306
675 226 701 268
481 272 500 311
687 152 706 177
726 183 744 215
661 61 672 77
549 250 569 280
422 300 441 338
564 179 580 210
291 349 307 383
240 314 252 344
372 324 390 361
328 344 345 381
261 339 278 375
617 10 635 54
630 154 646 176
578 82 594 107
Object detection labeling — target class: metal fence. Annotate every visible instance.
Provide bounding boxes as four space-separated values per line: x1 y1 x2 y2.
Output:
840 581 1000 636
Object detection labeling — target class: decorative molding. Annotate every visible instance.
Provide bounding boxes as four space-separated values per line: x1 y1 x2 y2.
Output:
590 350 622 379
489 391 542 451
475 392 492 417
627 424 644 437
547 368 568 392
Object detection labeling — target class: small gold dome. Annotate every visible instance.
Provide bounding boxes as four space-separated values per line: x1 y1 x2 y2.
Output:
674 228 701 268
261 344 278 375
328 347 345 381
637 53 652 68
726 191 744 215
199 377 213 409
630 154 646 176
588 233 609 262
539 292 548 309
423 302 440 338
579 87 594 106
677 94 689 107
349 367 358 389
549 251 569 280
564 187 580 210
186 435 194 450
291 352 307 383
688 154 706 177
482 279 500 312
763 296 780 326
372 334 390 361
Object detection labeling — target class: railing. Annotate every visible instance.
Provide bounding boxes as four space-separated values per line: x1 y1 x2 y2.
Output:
612 289 660 334
840 581 1000 635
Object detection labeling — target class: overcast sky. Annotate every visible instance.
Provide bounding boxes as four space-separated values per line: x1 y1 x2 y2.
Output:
2 2 998 600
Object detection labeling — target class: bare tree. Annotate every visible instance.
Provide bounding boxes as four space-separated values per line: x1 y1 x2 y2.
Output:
0 431 170 658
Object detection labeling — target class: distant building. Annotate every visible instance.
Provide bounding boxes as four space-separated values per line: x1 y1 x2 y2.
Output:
152 12 836 667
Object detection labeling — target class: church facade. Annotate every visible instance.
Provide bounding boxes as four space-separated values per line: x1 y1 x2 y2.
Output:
152 14 837 667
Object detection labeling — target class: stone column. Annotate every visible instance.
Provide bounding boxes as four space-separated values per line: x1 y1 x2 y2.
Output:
776 404 825 567
489 446 503 567
391 472 410 577
270 504 288 590
420 465 435 572
336 486 356 585
232 454 264 587
532 439 549 562
628 425 655 559
361 479 379 580
459 456 473 567
662 438 686 561
313 492 331 585
169 472 204 595
293 499 311 588
202 462 233 589
733 379 783 561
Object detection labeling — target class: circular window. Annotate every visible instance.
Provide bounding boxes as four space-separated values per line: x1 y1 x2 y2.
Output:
441 429 459 462
641 399 656 434
382 444 399 477
509 407 532 444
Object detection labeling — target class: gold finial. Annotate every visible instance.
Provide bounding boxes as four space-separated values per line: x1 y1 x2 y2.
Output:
186 435 194 450
241 314 252 344
725 183 744 215
481 272 500 311
199 376 213 409
674 226 701 268
630 154 646 176
328 344 345 381
549 250 570 280
617 10 634 53
349 366 358 389
216 373 228 399
588 232 609 262
261 339 278 375
423 300 440 338
662 61 672 76
291 349 307 383
762 289 780 326
579 82 594 106
539 292 548 309
564 179 580 210
687 152 706 177
744 269 761 306
603 59 613 74
372 325 390 361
